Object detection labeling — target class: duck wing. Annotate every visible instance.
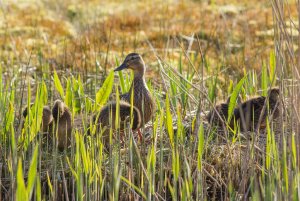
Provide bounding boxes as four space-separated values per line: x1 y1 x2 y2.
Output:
120 92 130 102
251 97 267 119
247 97 268 130
207 103 229 125
233 97 266 131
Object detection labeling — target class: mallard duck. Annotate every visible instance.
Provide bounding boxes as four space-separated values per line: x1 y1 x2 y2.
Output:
22 104 53 133
234 87 281 131
93 101 141 145
206 95 242 128
52 100 72 151
114 53 156 139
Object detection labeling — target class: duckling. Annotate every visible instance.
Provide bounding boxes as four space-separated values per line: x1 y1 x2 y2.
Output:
207 100 229 127
22 104 53 133
52 100 72 151
114 53 156 139
206 95 242 128
93 101 141 145
234 87 281 131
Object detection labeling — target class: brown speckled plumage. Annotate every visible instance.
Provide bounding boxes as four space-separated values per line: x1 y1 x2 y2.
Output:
234 88 281 131
207 102 230 127
115 53 156 127
23 104 53 133
206 95 241 127
93 101 141 138
52 100 72 151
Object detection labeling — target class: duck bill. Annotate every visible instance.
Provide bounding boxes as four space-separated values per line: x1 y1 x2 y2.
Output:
114 62 127 71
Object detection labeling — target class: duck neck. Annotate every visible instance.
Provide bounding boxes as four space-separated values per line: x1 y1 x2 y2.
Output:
134 71 144 79
134 66 145 77
133 66 146 83
128 71 147 95
133 73 146 88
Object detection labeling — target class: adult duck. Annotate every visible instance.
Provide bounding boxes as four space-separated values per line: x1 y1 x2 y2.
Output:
114 53 156 139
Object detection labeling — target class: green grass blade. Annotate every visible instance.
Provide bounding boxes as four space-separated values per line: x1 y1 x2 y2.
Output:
269 50 276 86
176 106 184 144
292 133 297 169
27 145 39 199
72 76 82 113
228 76 246 123
16 158 27 201
65 78 72 108
46 172 53 197
66 157 79 180
172 150 180 181
5 102 14 133
283 138 288 193
197 123 204 170
121 176 147 200
227 79 233 95
0 63 2 96
261 62 268 96
78 133 89 174
208 76 217 102
95 70 114 111
165 93 174 147
10 124 16 156
266 119 271 169
41 80 48 104
115 87 120 129
36 175 41 201
53 70 65 99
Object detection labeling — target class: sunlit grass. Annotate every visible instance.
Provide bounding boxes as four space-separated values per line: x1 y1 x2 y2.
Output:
0 0 299 200
2 49 297 200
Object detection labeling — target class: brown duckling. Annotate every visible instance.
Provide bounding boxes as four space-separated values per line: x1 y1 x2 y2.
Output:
52 99 72 151
234 87 281 131
114 53 156 139
93 101 141 145
206 95 242 128
22 104 53 133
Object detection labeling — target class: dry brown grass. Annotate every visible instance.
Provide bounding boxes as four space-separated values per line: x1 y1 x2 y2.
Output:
0 0 298 74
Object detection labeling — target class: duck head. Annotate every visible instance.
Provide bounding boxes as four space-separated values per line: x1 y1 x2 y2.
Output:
114 53 145 76
52 99 66 120
268 87 280 102
42 106 53 122
22 103 34 118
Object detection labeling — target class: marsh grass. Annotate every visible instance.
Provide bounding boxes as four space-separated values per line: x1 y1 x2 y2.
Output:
0 0 300 201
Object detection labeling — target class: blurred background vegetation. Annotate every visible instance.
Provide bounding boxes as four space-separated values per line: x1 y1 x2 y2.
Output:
1 0 300 200
1 0 298 72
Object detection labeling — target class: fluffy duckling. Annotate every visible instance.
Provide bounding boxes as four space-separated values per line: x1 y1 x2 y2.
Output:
207 100 230 127
52 100 72 151
234 87 281 131
114 53 156 139
22 104 53 133
206 95 242 128
93 101 141 145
